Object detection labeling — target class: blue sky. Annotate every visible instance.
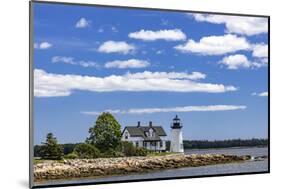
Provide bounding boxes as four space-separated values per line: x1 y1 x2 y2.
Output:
33 2 268 145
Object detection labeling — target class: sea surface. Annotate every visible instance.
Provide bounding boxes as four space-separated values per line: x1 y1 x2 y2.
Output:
36 147 268 186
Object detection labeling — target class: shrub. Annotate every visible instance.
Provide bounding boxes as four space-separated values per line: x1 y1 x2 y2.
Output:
74 143 100 159
135 147 149 156
121 141 136 156
64 152 78 159
114 151 125 157
101 148 124 158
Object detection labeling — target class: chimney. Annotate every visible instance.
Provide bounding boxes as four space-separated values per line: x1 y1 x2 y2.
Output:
149 121 152 127
137 121 141 127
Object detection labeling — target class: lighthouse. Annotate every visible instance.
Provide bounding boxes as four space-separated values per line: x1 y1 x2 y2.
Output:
170 115 184 153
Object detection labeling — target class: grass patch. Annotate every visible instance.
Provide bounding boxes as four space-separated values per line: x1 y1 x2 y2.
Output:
34 159 47 165
34 159 65 165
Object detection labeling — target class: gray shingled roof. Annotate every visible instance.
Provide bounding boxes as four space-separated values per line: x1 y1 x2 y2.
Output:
123 125 167 141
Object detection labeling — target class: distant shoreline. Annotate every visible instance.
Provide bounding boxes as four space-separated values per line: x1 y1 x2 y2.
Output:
184 145 268 150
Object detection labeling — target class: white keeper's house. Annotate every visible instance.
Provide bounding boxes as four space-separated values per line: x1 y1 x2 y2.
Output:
121 115 184 153
121 121 168 152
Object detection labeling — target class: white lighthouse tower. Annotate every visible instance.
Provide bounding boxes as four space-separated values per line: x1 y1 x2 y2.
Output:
170 115 184 153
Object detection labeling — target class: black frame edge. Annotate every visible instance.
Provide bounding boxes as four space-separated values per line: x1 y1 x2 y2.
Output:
29 1 35 188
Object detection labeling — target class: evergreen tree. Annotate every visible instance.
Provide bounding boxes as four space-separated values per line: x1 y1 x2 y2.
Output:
41 133 63 160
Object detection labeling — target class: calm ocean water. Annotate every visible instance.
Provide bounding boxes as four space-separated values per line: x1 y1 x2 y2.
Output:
36 147 268 186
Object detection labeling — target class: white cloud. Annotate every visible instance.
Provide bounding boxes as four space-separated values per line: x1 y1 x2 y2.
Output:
97 41 135 54
252 44 268 58
220 54 267 69
98 25 118 33
34 69 237 97
81 105 246 115
52 56 75 64
220 54 251 69
124 71 206 80
252 91 268 97
111 26 118 32
40 42 52 49
191 14 268 36
105 59 150 69
34 42 52 49
129 29 186 41
174 34 250 55
250 61 267 68
156 50 164 54
52 56 98 68
75 18 91 28
259 92 268 97
161 19 170 26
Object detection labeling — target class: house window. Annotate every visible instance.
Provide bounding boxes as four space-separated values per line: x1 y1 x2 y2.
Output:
125 132 128 139
136 142 139 147
143 142 147 147
149 128 153 137
160 141 163 148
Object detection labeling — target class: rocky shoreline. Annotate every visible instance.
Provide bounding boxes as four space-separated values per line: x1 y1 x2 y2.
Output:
34 154 251 182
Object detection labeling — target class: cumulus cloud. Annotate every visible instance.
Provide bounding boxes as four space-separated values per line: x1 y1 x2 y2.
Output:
81 105 246 115
220 54 267 69
190 14 268 36
252 91 268 97
98 41 135 54
252 44 268 58
34 69 237 97
174 34 250 55
105 59 150 69
34 42 52 49
52 56 99 68
129 29 186 41
75 18 91 28
220 54 251 69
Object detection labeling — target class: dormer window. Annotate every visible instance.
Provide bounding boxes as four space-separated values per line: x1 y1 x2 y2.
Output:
145 131 149 137
125 132 128 139
149 128 154 137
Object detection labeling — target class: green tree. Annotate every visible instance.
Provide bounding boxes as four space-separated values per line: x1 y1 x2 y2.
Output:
74 143 100 159
41 133 63 160
87 112 122 151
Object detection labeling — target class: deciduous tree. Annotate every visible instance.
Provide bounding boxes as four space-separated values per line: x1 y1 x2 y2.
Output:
87 112 121 151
